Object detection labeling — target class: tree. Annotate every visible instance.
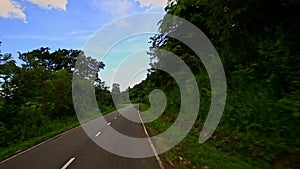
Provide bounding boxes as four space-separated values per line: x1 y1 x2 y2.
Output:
111 83 121 105
95 78 113 110
131 0 300 166
0 42 19 98
0 44 114 148
18 47 80 72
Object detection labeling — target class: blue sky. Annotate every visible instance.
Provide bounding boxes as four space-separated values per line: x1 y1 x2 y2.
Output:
0 0 166 90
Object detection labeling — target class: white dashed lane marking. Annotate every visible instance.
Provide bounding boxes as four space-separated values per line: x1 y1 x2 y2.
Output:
61 157 75 169
95 132 101 137
94 114 119 138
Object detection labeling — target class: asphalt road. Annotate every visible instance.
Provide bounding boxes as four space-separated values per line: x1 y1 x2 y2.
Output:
0 105 164 169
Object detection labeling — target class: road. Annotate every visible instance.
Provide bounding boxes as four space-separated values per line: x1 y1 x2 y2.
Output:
0 105 165 169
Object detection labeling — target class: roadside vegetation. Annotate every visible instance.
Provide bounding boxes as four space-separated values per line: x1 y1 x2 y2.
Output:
0 47 114 161
1 0 299 168
131 0 300 168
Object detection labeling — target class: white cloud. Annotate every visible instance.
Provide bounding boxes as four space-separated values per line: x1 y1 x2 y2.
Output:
90 0 130 16
113 0 130 15
0 0 26 22
28 0 68 10
135 0 168 8
111 68 118 72
0 0 68 22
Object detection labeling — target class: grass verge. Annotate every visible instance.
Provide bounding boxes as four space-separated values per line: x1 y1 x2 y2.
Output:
140 103 271 169
0 116 79 162
0 106 117 162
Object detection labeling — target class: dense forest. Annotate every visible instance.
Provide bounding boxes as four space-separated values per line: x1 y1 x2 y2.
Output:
0 0 299 168
129 0 300 168
0 46 113 159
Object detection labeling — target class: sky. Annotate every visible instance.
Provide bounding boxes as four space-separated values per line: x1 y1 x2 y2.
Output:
0 0 167 91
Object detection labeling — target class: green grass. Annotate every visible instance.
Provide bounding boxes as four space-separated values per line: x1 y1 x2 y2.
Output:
0 116 79 161
0 106 117 162
140 103 271 169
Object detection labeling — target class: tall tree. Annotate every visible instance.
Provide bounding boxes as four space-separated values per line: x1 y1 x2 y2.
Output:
111 83 121 105
131 0 300 166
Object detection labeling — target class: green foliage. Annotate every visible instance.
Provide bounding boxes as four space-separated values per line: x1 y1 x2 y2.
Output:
131 0 300 168
0 116 79 161
111 83 121 106
0 46 113 159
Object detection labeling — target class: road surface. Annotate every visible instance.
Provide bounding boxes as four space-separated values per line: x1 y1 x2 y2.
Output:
0 105 165 169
